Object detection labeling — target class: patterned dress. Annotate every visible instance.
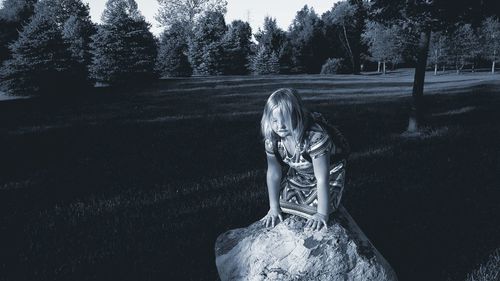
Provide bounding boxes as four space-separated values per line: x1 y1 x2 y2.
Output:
265 123 346 220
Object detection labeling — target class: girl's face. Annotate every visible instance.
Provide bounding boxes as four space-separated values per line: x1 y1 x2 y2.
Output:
271 108 291 138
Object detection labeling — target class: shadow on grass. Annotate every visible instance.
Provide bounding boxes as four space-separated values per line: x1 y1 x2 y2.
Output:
0 78 499 281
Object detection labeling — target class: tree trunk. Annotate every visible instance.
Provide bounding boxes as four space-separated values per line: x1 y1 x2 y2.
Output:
377 61 381 73
433 49 438 75
492 50 496 74
383 61 386 74
341 24 355 74
407 30 431 133
349 0 365 75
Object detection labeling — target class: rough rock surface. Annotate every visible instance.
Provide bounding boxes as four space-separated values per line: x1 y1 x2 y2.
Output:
215 205 398 281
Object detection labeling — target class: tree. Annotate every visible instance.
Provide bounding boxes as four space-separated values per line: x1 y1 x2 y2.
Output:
220 20 252 75
250 45 279 75
323 0 367 74
480 16 500 74
362 21 403 74
156 21 192 77
0 0 37 64
62 13 96 84
90 0 157 85
52 0 96 86
370 0 442 132
156 0 226 36
371 0 499 132
188 10 226 75
427 31 448 75
254 17 292 73
33 0 92 27
0 7 76 96
288 5 328 74
447 24 480 74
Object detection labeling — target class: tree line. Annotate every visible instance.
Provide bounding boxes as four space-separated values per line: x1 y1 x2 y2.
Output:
0 0 499 96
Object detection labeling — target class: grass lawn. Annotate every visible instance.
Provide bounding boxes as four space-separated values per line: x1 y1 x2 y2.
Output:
0 69 499 281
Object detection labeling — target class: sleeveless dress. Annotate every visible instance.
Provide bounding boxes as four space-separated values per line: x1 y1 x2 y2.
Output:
265 123 346 220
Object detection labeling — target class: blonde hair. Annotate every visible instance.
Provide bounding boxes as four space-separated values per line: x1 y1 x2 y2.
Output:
261 88 310 144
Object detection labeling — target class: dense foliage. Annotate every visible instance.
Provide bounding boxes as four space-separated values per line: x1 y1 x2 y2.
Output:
187 11 227 75
156 22 192 77
253 17 291 74
1 0 500 95
0 0 88 96
0 0 37 65
220 20 252 75
288 5 329 74
89 0 157 85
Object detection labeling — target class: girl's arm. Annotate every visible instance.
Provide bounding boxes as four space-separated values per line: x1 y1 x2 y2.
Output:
307 152 330 230
263 152 283 227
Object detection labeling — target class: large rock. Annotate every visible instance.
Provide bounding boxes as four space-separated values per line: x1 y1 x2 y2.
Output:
215 205 398 281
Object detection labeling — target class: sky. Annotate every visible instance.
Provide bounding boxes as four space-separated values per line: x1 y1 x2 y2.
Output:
82 0 339 36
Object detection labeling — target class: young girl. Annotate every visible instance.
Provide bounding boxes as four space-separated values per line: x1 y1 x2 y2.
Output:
261 88 347 231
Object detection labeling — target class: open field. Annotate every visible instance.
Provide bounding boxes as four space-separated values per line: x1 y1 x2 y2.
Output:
0 69 499 281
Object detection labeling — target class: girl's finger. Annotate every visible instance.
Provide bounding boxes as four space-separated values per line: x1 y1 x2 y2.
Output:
312 221 318 231
306 219 312 228
278 214 283 222
318 221 324 231
271 216 276 227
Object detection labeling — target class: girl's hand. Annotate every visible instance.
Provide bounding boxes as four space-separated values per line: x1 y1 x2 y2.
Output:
261 208 283 228
305 213 328 231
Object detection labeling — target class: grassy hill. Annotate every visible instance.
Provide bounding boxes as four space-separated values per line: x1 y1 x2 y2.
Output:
0 69 499 281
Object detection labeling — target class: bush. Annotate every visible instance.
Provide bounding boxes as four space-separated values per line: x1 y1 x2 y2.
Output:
320 58 344 74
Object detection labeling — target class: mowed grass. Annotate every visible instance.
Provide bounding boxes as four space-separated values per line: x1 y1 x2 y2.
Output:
0 70 499 281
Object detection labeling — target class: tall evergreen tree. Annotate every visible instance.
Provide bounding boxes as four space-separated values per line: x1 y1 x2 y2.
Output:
0 5 76 96
254 17 292 73
288 5 328 74
48 0 96 87
156 0 228 76
156 21 192 77
62 13 95 72
90 0 157 85
156 0 226 32
0 0 37 64
220 20 252 75
188 10 227 75
250 45 279 75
